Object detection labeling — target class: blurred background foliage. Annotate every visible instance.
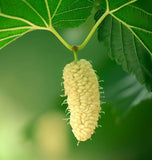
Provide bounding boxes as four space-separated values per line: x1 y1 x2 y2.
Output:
0 16 152 160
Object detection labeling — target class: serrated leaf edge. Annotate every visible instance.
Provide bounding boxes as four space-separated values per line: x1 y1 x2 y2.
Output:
110 13 152 55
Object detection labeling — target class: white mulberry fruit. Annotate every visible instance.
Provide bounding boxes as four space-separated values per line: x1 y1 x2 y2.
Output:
63 59 101 142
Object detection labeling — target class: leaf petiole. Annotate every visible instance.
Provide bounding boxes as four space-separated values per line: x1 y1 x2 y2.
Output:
49 10 109 53
50 27 73 51
49 0 137 53
77 11 109 51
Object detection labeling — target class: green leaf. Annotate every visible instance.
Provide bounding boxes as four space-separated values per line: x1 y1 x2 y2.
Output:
98 0 136 10
95 0 152 91
0 0 93 50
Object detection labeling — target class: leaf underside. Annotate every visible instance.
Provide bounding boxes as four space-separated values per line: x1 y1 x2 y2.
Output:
0 0 93 50
95 0 152 91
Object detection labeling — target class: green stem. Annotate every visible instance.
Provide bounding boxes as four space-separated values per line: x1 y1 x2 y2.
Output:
47 9 109 53
73 51 78 64
77 11 109 51
50 27 73 51
43 0 135 53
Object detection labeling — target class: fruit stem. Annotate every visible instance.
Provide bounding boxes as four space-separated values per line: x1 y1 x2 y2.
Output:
51 27 73 51
73 51 78 64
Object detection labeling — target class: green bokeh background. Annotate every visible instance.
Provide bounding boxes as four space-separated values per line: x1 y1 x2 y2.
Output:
0 23 152 160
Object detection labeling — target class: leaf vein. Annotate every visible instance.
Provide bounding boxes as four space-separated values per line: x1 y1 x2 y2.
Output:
52 0 62 20
22 0 49 27
0 29 31 50
133 36 152 80
130 26 152 33
54 6 92 16
110 0 137 13
71 0 79 6
110 13 152 55
0 26 33 32
44 0 51 27
0 34 23 41
129 4 152 16
0 13 36 27
53 18 86 26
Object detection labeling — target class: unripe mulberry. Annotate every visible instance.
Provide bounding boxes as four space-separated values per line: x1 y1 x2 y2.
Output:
63 59 101 142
